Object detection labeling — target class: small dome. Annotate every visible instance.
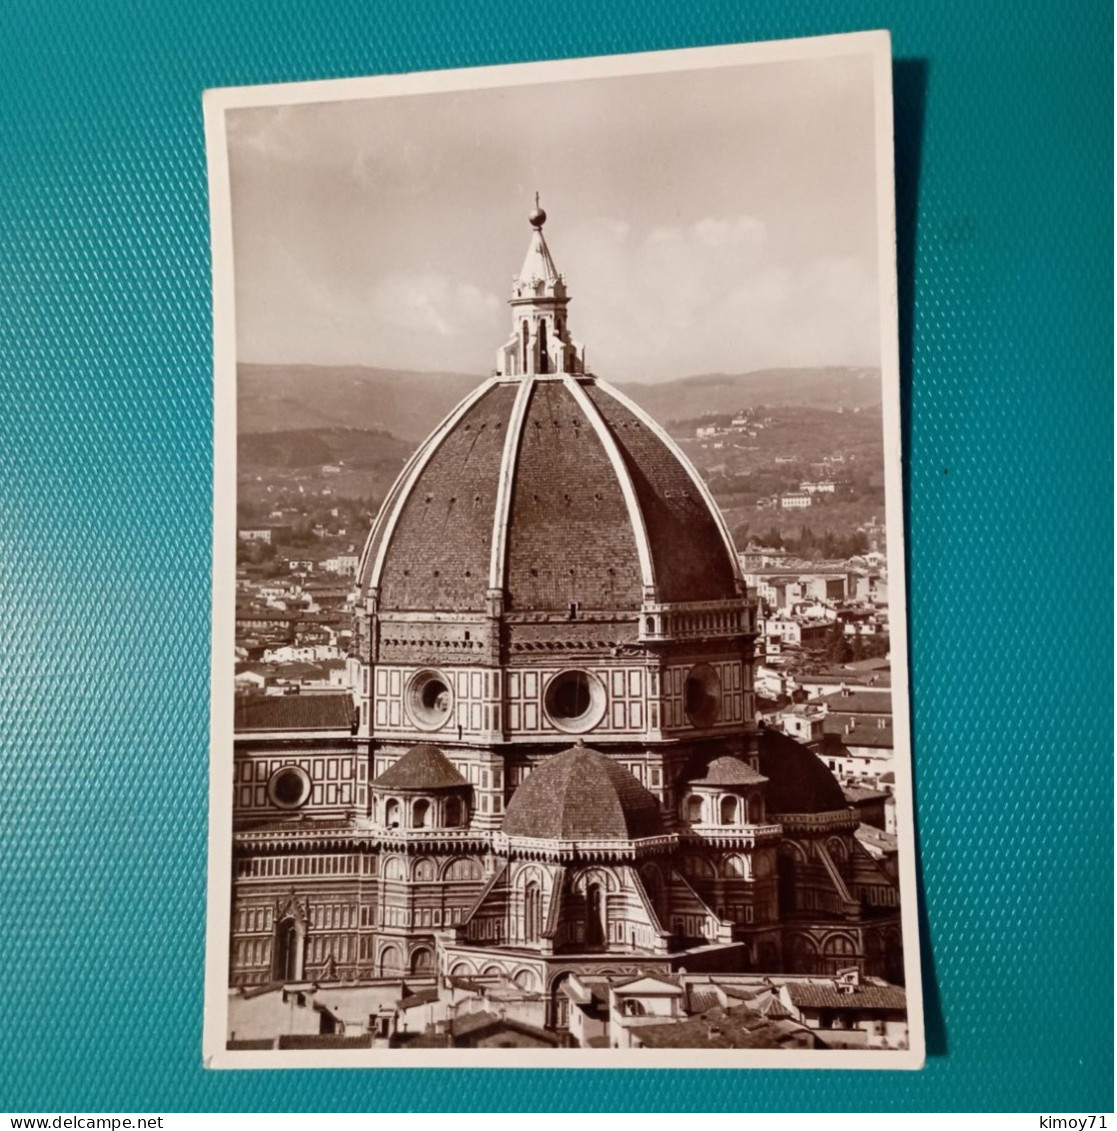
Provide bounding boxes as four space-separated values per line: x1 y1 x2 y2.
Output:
503 744 664 840
689 755 768 787
756 727 848 814
372 744 467 791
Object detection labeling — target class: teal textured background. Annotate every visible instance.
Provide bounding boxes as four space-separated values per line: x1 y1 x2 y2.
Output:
0 0 1111 1113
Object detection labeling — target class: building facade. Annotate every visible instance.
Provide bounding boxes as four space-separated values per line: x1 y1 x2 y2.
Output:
228 207 904 1038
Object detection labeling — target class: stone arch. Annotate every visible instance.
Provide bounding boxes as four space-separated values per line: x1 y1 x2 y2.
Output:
448 960 475 978
720 794 739 824
442 856 482 881
512 967 540 992
481 964 504 978
272 914 305 982
723 854 747 879
445 795 465 827
412 797 432 828
384 797 402 828
409 946 434 976
378 944 403 977
683 794 704 824
412 857 436 882
549 970 573 1030
523 879 543 944
584 881 607 948
572 866 617 894
382 855 406 881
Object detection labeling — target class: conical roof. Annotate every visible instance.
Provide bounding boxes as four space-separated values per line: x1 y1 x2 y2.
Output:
519 226 560 285
372 744 467 791
502 744 665 841
690 756 768 787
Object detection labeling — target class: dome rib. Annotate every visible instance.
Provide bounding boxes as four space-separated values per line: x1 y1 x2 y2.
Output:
561 375 655 594
589 379 744 594
487 373 536 592
503 745 665 841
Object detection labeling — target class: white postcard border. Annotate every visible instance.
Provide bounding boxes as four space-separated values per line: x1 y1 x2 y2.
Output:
202 28 926 1071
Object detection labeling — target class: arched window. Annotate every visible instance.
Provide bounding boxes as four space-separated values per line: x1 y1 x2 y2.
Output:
384 798 401 828
413 857 436 882
538 318 548 373
551 972 571 1030
410 947 434 976
685 795 703 824
412 798 430 828
723 854 746 879
444 857 481 881
378 945 403 977
513 968 539 992
822 934 858 975
273 917 303 982
720 795 738 825
521 320 529 372
585 883 606 948
788 935 818 975
445 796 463 827
524 881 542 943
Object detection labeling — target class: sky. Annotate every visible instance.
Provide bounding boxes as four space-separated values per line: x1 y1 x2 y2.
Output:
227 52 883 383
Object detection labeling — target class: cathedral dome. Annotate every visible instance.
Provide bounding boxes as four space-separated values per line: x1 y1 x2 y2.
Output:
502 744 665 841
756 726 849 814
358 375 740 614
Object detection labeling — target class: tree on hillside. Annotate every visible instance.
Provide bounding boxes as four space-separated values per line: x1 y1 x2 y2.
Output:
825 622 852 664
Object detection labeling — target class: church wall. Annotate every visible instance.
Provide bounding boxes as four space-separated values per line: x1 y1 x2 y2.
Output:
233 745 362 819
230 852 366 986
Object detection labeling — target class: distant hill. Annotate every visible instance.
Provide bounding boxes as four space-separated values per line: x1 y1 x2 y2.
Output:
238 427 414 472
238 364 481 442
615 368 882 425
238 363 882 439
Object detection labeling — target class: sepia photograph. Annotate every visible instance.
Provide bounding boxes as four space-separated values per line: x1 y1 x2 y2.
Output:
202 31 923 1068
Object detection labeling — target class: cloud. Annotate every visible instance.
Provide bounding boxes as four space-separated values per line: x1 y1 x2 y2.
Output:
370 273 501 338
564 215 878 379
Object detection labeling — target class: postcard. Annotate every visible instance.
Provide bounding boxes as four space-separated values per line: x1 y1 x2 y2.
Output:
202 30 924 1068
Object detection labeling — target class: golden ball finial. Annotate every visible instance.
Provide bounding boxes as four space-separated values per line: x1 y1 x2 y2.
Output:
529 191 546 229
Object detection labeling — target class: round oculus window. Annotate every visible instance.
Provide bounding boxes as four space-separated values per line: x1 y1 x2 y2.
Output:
684 663 722 728
543 669 607 733
406 669 454 731
267 765 312 810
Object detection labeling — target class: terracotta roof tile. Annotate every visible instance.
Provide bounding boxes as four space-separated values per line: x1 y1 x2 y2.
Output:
233 695 356 733
784 983 906 1011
